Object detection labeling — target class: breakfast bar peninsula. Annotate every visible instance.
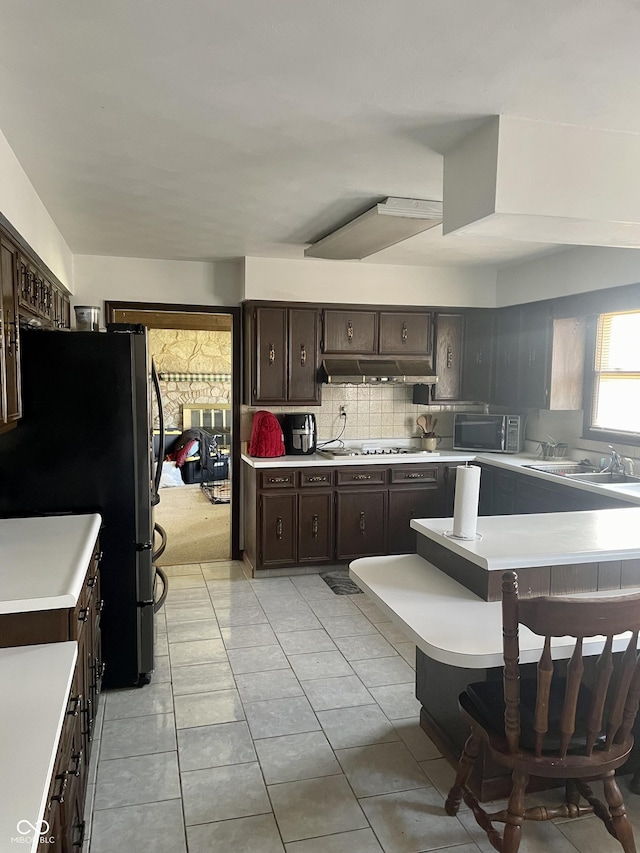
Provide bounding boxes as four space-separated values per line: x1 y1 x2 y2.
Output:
350 507 640 799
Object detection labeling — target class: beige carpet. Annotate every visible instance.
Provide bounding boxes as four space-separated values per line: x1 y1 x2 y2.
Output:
154 484 231 566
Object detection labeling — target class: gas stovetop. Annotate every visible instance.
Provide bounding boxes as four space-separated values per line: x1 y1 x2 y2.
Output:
317 442 439 459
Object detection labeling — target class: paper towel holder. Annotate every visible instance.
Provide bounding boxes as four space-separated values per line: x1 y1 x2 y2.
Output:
445 531 483 541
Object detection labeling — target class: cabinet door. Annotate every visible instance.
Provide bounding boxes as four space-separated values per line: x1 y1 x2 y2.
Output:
388 487 440 554
440 464 459 517
432 313 464 401
492 470 517 515
260 493 297 567
462 310 494 402
517 301 551 408
492 306 520 406
253 306 287 403
322 310 377 354
336 490 386 559
298 492 334 563
0 239 21 425
288 307 320 404
379 312 431 355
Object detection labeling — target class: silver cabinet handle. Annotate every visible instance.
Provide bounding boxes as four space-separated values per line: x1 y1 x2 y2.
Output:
276 517 283 540
353 474 372 481
359 511 366 536
268 343 276 365
347 321 354 343
406 473 425 479
300 344 307 366
312 515 319 538
401 322 408 343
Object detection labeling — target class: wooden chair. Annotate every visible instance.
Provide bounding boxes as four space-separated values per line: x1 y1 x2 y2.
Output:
445 570 640 853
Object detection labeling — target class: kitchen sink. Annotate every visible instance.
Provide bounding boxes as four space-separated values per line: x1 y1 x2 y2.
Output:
563 471 640 484
522 463 596 476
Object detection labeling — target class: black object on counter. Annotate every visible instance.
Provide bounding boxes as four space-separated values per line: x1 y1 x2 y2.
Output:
282 413 317 455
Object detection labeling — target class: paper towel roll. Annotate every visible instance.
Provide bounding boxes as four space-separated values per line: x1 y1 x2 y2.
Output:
452 465 481 539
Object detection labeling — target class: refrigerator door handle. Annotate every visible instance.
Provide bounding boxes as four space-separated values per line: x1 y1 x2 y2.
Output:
151 360 165 507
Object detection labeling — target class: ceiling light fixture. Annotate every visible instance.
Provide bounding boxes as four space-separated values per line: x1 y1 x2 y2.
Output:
304 197 443 260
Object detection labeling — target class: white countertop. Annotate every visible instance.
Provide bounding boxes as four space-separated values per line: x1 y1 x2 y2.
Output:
411 507 640 570
0 514 101 613
350 554 638 669
241 449 640 505
0 641 77 852
241 450 476 468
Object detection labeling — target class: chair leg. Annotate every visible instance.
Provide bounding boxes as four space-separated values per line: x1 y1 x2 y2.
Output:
502 770 528 853
445 733 480 816
602 772 637 853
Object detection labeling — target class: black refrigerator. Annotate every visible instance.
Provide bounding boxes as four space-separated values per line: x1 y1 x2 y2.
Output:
0 325 162 689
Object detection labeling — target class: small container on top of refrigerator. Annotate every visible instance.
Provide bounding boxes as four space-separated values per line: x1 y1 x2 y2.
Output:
74 305 101 331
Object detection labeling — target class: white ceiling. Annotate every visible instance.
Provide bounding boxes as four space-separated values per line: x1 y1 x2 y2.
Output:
1 0 639 267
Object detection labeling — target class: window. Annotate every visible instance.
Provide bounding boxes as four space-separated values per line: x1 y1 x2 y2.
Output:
585 309 640 442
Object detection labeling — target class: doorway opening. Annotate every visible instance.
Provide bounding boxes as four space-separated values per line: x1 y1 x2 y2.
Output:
105 302 241 565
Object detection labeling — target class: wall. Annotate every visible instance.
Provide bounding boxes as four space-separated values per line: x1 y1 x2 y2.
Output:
244 256 496 307
149 329 231 430
0 130 73 289
241 386 483 448
73 255 244 312
496 246 640 306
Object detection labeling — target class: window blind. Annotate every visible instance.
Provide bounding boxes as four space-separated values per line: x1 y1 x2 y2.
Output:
592 310 640 434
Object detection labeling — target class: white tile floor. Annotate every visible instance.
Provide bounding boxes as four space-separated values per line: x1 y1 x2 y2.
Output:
84 561 640 853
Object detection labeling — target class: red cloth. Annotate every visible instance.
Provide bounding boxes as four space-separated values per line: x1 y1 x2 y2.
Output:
248 411 285 457
172 439 197 467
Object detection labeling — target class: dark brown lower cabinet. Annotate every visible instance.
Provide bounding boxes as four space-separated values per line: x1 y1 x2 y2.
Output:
336 490 387 560
388 487 440 553
298 492 333 562
0 540 101 853
260 492 297 567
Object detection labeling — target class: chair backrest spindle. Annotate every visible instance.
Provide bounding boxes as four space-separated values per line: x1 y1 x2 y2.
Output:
501 572 521 754
534 637 553 756
501 574 640 760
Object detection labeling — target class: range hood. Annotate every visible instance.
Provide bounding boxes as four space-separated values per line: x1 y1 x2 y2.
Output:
321 359 438 386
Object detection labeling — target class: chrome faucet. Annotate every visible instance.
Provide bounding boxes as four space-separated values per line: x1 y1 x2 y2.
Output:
602 446 626 475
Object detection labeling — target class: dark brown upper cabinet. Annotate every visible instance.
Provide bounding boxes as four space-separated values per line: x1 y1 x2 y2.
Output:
517 300 551 409
432 312 464 401
322 309 377 354
288 307 320 403
461 309 494 402
492 303 584 410
492 305 520 406
0 237 21 429
378 311 432 355
244 303 320 405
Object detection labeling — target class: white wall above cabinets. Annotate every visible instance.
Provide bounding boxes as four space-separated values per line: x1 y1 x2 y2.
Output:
73 254 244 309
243 256 497 307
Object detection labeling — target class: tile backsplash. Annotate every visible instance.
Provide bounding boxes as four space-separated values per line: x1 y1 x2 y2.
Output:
241 385 484 446
242 386 640 467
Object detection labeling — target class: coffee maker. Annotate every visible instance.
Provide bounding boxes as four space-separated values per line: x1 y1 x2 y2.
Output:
282 413 317 455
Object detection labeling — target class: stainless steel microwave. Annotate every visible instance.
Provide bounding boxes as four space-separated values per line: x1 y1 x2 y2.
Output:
453 413 522 453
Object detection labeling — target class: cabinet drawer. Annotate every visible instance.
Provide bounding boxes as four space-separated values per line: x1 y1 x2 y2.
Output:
390 465 439 485
336 467 387 486
260 470 297 489
300 468 334 488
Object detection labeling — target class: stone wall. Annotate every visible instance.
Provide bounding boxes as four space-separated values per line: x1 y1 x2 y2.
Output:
149 329 232 430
